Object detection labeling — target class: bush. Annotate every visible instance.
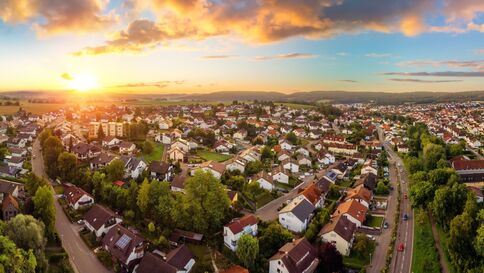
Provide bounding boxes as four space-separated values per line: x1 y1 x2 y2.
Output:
96 249 113 269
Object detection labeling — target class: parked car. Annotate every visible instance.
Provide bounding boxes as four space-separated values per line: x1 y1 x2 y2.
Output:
404 193 408 199
397 243 405 251
77 219 85 225
383 222 389 229
403 214 408 221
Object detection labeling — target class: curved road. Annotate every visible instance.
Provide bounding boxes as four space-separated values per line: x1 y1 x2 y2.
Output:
32 138 110 273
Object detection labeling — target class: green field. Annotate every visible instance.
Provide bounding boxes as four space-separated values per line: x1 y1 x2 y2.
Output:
364 215 384 228
411 211 440 273
141 141 165 163
0 100 64 114
197 150 233 162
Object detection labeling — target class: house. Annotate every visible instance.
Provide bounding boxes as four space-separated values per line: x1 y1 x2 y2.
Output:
168 146 187 162
6 156 24 169
171 175 187 193
239 147 261 162
298 183 325 208
193 161 225 179
221 265 249 273
0 165 21 179
172 138 190 153
83 204 122 238
63 183 94 210
317 151 335 165
102 224 145 271
319 215 356 256
118 156 146 179
233 129 248 140
214 140 232 153
279 198 315 233
269 238 319 273
72 143 101 160
252 171 274 191
90 154 117 169
226 157 247 173
223 215 258 251
272 166 289 184
149 161 172 181
135 246 195 273
297 155 312 167
277 150 291 162
279 140 293 151
354 173 378 191
332 199 368 227
102 136 121 148
1 194 19 221
296 147 310 157
450 158 484 183
0 179 25 198
467 186 483 203
323 170 338 184
9 147 27 158
119 141 136 154
282 159 299 173
397 144 409 153
344 184 373 208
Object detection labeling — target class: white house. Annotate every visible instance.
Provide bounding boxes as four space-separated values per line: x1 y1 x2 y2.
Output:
168 146 187 162
226 157 246 173
223 215 258 251
278 198 315 233
269 238 320 273
83 205 122 238
172 138 190 153
282 159 299 173
119 141 136 154
63 183 94 210
252 171 274 191
272 166 289 184
192 161 226 179
102 224 144 271
319 215 356 256
332 200 368 228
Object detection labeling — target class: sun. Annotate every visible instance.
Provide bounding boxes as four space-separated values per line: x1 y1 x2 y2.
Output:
65 73 99 92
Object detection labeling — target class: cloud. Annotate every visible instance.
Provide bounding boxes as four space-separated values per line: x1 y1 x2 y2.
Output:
397 59 484 71
255 53 317 61
388 78 463 83
337 52 349 56
0 0 115 34
201 55 237 59
61 73 73 80
383 71 484 77
339 79 358 83
113 80 185 88
366 53 393 58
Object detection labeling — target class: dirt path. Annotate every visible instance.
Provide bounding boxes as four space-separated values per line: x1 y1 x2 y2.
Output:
429 214 450 273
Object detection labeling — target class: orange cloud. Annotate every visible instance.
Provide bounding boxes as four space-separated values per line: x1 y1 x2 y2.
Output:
0 0 115 34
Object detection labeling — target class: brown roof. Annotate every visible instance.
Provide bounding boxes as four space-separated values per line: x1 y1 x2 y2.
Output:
83 204 118 230
319 215 356 242
270 238 319 273
135 252 176 273
452 160 484 171
221 265 249 273
102 224 144 265
333 200 368 224
165 245 194 270
63 183 92 205
171 175 186 189
299 183 323 206
202 160 226 174
344 184 373 204
2 194 19 211
224 214 258 234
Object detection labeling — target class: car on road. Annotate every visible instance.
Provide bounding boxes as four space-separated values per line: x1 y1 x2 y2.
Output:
403 214 408 221
404 193 408 199
33 155 36 159
77 219 85 225
383 222 389 229
397 243 405 251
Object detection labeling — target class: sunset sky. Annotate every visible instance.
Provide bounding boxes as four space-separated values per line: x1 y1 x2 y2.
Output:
0 0 483 93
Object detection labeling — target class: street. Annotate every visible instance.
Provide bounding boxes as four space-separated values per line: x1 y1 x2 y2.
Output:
31 138 111 273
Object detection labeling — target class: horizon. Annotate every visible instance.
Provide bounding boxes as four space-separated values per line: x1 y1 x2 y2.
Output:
1 1 483 93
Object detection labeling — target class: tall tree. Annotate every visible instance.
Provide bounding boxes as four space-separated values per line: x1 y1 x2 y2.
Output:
423 143 446 171
137 178 150 215
236 234 259 270
183 170 230 233
42 136 64 178
258 222 293 259
0 235 37 273
57 152 78 182
430 184 467 229
32 186 56 239
105 159 125 182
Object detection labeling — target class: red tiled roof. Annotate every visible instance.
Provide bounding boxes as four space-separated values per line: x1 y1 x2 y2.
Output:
224 215 257 234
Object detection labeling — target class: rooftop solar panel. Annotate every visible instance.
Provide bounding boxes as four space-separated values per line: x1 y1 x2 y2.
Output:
115 234 131 249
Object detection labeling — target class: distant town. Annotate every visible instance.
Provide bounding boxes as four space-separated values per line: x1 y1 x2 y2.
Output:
0 99 482 273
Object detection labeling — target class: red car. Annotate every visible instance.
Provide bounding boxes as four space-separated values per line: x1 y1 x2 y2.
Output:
398 243 405 251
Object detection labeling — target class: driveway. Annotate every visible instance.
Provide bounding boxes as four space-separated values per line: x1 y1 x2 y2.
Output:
32 138 111 273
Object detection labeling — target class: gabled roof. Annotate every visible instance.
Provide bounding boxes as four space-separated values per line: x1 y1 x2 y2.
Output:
102 224 144 265
149 161 170 174
319 215 356 242
224 214 258 234
136 253 177 273
299 183 323 206
165 245 194 270
344 184 373 204
63 183 92 205
2 194 19 211
333 199 368 224
171 175 186 189
83 204 118 230
270 238 319 273
279 198 315 222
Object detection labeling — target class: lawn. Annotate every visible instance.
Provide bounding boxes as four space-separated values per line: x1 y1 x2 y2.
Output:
343 240 376 269
411 211 440 273
142 141 165 163
187 244 214 273
0 100 64 115
255 191 275 208
364 215 384 228
197 150 233 162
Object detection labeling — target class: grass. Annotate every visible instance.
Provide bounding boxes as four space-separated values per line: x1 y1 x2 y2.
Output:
142 141 165 163
337 179 353 188
276 102 316 109
343 240 376 269
197 150 233 162
436 225 457 273
411 211 440 273
364 215 384 228
255 191 275 208
0 100 64 114
187 244 214 273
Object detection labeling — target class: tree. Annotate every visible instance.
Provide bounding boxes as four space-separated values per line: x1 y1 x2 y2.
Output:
286 132 298 145
38 129 52 147
353 234 371 258
261 146 273 161
430 184 467 229
449 213 478 272
318 242 343 273
226 175 245 191
142 141 154 155
105 159 125 182
24 173 49 197
236 234 259 270
245 161 262 176
32 186 56 239
0 235 37 273
428 168 455 186
474 224 484 257
42 136 64 178
259 222 293 258
423 143 446 171
183 170 231 234
57 152 78 182
375 181 389 195
97 125 105 139
409 181 435 208
137 178 150 215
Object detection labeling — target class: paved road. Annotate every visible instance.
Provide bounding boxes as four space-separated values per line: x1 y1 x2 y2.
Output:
32 138 110 273
255 168 326 221
386 142 414 273
466 145 483 159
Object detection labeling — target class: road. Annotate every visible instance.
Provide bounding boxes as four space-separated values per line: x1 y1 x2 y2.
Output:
385 141 414 273
32 138 110 273
466 145 483 159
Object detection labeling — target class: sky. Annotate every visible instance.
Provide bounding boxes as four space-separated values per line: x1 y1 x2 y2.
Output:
0 0 483 94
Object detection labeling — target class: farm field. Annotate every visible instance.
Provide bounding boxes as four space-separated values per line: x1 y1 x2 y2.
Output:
0 100 64 114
